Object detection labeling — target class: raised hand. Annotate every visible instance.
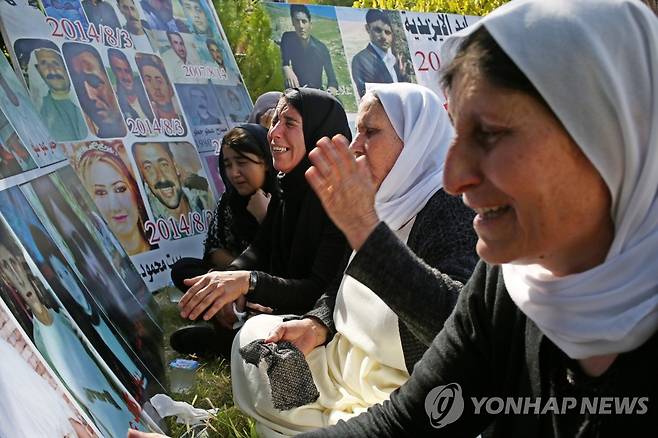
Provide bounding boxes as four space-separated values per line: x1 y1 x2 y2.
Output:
246 189 271 223
305 134 380 250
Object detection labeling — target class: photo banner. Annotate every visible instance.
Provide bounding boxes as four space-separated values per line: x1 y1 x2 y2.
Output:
0 299 103 437
261 1 479 123
0 0 252 291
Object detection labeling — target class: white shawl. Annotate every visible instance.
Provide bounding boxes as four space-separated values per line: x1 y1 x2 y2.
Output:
442 0 658 359
370 82 453 231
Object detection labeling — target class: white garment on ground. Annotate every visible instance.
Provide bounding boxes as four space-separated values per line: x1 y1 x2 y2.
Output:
232 221 414 437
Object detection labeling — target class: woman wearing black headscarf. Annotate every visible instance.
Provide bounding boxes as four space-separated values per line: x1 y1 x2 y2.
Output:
175 89 351 356
171 123 277 282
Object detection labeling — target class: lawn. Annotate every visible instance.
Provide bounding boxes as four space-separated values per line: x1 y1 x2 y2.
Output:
156 289 257 438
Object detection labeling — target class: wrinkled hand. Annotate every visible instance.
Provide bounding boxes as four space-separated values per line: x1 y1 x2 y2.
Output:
265 318 328 356
283 66 300 88
306 134 380 250
179 271 250 321
327 86 338 95
246 301 273 316
246 189 271 223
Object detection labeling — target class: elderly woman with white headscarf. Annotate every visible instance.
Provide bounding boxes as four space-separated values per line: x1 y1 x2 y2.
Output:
230 83 478 437
299 0 658 437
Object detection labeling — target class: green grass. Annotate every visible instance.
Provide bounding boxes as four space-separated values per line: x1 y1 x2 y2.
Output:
156 289 257 438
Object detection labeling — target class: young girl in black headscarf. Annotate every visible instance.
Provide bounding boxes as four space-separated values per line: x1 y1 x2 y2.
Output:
171 123 278 287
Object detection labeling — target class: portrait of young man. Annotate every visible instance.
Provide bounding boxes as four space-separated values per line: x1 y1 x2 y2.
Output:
280 4 338 93
135 53 187 134
107 49 154 123
351 9 411 98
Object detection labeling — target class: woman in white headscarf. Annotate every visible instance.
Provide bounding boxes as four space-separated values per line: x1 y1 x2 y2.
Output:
300 0 658 436
230 83 478 437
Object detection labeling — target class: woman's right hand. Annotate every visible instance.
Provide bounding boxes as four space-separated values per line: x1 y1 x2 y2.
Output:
247 189 271 223
265 318 329 356
306 134 380 250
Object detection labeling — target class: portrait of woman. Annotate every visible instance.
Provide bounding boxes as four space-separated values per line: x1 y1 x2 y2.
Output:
74 141 154 256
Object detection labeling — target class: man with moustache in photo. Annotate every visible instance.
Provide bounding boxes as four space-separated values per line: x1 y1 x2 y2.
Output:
132 142 211 222
107 49 154 123
64 43 126 138
33 48 87 141
117 0 152 52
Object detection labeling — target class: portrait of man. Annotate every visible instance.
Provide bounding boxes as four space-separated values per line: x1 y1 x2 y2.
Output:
181 0 213 37
351 9 411 98
0 117 36 175
107 49 154 122
217 85 249 123
206 38 226 70
117 0 153 52
188 86 221 126
0 59 55 164
42 0 88 22
81 0 121 29
280 4 338 93
136 53 186 133
132 142 211 222
139 0 188 32
63 43 126 138
32 47 88 141
0 118 28 178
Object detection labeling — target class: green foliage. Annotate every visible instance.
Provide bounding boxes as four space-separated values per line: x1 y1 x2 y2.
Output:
351 0 508 15
310 0 356 6
213 0 284 101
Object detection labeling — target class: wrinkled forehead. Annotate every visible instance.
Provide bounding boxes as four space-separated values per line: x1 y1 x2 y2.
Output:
356 93 385 125
35 49 63 64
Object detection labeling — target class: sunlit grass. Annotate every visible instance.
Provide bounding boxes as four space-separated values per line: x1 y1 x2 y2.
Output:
156 289 257 438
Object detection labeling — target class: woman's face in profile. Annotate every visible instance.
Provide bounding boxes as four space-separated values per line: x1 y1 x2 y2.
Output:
350 94 403 190
87 159 140 240
222 143 266 196
443 70 612 275
268 100 306 173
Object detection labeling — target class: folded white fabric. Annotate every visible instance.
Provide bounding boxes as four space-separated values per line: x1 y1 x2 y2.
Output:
150 393 219 425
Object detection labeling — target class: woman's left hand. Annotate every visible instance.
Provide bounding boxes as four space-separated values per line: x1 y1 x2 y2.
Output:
179 271 250 321
246 189 271 223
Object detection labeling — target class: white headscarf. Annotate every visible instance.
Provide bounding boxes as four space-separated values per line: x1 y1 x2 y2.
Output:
442 0 658 359
369 83 453 230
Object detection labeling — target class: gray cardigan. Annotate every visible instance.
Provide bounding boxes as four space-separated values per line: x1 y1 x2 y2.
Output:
304 189 478 373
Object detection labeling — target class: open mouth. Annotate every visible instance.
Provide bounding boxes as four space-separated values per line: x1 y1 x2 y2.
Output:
473 205 512 222
158 187 175 198
271 145 289 153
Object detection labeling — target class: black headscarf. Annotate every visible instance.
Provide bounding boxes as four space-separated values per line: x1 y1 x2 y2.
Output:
273 88 352 265
248 91 283 124
209 123 278 257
